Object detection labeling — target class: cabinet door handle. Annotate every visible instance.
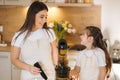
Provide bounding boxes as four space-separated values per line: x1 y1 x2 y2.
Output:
0 55 8 58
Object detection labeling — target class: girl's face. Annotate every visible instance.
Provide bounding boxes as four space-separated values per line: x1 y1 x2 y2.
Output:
34 10 47 30
80 30 93 46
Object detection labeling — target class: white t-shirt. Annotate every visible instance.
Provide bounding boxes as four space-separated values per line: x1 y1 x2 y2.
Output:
76 47 106 67
11 28 56 48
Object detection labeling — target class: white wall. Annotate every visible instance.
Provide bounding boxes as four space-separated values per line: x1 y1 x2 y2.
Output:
94 0 120 48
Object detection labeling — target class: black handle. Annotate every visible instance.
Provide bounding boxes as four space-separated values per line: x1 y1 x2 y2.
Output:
34 62 48 80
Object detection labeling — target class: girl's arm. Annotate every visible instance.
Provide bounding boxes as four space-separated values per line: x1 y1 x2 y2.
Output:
70 66 80 79
11 46 40 75
98 66 106 80
50 40 58 66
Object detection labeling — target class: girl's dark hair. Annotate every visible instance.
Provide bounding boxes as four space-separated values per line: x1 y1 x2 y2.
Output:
15 1 49 41
86 26 112 73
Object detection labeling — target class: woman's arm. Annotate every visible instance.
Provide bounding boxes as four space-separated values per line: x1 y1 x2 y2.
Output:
50 40 58 66
98 66 106 80
11 46 40 75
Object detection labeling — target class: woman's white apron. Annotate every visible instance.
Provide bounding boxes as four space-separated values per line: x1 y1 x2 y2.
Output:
20 39 55 80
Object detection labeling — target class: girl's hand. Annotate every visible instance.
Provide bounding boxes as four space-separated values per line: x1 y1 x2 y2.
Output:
70 75 79 80
28 65 41 75
69 70 79 80
71 76 79 80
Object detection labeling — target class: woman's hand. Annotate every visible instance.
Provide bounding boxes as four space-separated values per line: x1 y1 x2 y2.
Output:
29 65 41 75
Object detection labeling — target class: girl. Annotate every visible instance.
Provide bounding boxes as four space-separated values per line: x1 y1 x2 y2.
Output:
11 1 58 80
70 26 112 80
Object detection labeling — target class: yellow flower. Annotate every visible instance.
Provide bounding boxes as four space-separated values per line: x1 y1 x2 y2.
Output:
62 23 67 28
48 20 76 40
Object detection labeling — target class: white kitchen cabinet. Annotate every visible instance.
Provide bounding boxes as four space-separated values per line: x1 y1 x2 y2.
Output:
0 0 32 6
12 65 21 80
0 52 11 80
0 0 4 5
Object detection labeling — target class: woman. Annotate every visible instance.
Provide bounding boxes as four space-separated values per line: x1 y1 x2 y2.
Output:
11 1 58 80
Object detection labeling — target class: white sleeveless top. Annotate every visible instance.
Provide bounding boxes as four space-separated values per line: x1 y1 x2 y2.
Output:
76 48 106 80
11 29 56 80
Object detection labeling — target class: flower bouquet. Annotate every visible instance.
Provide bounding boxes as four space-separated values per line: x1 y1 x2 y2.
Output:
48 20 76 41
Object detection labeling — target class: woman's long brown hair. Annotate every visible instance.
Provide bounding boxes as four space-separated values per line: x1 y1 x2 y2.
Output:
14 1 51 42
86 26 112 73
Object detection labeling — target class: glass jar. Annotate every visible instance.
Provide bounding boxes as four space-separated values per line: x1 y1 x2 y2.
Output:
40 0 47 2
47 0 55 2
64 0 77 3
84 0 92 4
70 0 77 3
77 0 84 3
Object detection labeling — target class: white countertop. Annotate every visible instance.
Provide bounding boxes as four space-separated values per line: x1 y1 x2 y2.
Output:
108 63 120 80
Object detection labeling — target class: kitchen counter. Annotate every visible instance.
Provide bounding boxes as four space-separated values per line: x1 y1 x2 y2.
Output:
0 46 11 52
108 63 120 80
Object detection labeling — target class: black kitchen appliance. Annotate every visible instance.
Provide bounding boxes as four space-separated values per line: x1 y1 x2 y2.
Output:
55 39 70 80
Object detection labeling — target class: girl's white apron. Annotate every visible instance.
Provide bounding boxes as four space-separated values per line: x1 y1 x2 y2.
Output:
79 53 99 80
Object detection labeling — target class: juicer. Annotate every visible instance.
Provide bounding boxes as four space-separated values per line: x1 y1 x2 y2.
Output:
55 39 70 80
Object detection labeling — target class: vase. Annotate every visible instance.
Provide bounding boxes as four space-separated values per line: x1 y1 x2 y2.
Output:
56 35 64 45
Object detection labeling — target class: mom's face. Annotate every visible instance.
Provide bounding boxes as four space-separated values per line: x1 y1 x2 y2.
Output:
35 10 48 29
